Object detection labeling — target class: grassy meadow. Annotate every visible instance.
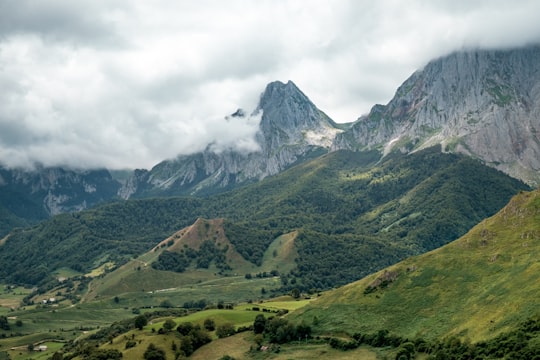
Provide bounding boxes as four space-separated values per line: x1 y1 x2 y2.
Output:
292 190 540 342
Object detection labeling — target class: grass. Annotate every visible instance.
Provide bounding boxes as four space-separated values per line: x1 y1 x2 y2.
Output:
190 332 381 360
292 189 540 342
0 285 32 309
87 297 315 360
84 225 300 304
8 341 65 360
258 232 298 275
148 308 269 331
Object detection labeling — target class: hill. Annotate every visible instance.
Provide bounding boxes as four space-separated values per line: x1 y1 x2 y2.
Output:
333 45 540 187
0 147 529 292
1 47 539 242
292 188 540 342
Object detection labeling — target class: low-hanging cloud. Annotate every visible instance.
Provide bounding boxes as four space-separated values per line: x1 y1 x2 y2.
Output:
1 0 539 170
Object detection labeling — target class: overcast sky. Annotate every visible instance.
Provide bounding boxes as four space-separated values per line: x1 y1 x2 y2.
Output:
1 0 539 170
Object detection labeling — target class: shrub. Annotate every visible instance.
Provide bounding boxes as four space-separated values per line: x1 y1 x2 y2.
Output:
216 323 236 338
143 343 166 360
204 318 215 331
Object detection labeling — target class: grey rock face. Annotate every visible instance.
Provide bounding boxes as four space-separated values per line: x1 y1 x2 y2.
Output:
125 80 342 197
0 166 121 215
333 46 540 186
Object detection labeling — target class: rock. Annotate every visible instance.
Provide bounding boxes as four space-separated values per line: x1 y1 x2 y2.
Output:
333 45 540 186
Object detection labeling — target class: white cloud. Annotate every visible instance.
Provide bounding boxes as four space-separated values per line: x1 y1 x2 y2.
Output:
0 0 539 169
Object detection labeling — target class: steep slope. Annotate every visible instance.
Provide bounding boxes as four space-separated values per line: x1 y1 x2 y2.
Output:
84 219 299 299
152 217 252 271
293 188 540 342
333 45 540 186
0 166 121 236
0 147 528 288
124 80 342 197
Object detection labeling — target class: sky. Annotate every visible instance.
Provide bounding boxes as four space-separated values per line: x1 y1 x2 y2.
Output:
1 0 539 170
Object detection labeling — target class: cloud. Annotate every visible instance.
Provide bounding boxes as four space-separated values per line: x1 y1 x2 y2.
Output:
0 0 539 169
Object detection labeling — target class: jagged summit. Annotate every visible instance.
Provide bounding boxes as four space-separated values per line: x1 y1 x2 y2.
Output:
333 45 540 186
258 80 336 131
3 46 540 214
121 79 342 197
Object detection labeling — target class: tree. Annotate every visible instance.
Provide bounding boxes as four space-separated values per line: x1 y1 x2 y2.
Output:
177 322 194 336
159 300 173 308
134 314 148 330
162 319 176 332
290 288 301 299
180 336 194 357
204 318 216 331
0 316 9 330
253 314 266 334
216 323 236 338
189 329 212 349
143 343 166 360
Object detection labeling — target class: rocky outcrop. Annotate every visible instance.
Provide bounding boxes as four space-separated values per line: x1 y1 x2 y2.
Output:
333 46 540 186
4 46 540 217
124 80 342 197
0 167 121 216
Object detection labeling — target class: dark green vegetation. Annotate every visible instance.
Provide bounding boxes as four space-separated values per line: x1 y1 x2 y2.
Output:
322 316 540 360
292 188 540 343
0 168 121 238
0 147 529 290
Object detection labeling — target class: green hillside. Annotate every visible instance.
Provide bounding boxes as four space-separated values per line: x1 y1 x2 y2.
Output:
292 188 540 342
0 147 529 291
84 219 297 303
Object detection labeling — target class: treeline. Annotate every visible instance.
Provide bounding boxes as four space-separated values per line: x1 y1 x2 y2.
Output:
152 240 230 273
252 314 312 345
0 147 529 289
0 198 202 285
325 316 540 359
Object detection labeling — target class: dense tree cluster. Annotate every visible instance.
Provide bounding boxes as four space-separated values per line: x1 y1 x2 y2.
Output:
326 316 540 359
151 240 230 273
253 314 311 344
174 322 212 357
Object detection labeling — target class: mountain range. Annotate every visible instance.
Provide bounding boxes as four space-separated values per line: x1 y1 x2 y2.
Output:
292 187 540 343
1 46 539 228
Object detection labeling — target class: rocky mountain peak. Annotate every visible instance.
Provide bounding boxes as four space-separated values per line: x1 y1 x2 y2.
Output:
122 80 341 198
256 80 339 150
333 45 540 186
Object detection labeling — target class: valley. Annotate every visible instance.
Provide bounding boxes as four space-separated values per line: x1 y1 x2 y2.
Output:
1 45 540 359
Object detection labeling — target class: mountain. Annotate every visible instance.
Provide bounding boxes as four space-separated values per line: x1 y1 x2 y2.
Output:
1 46 540 241
292 188 540 342
122 80 342 198
0 147 528 286
0 166 121 237
333 45 540 186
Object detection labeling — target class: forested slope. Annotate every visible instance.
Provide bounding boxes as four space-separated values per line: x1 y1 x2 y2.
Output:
0 147 529 289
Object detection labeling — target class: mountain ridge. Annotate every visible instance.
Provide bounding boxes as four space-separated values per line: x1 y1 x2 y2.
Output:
333 45 540 186
1 45 539 225
0 147 528 287
123 80 342 198
292 187 540 342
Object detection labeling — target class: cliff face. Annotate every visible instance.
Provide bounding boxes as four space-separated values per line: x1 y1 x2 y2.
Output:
124 80 342 197
0 166 120 216
333 46 540 186
3 46 540 214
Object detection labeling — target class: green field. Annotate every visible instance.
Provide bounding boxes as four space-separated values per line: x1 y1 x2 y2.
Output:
292 190 540 342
